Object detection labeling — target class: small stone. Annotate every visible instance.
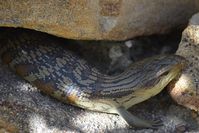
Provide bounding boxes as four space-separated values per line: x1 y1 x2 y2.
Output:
191 111 198 118
175 124 187 133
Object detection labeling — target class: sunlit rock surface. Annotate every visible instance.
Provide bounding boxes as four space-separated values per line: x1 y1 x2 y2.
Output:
0 0 198 40
169 12 199 112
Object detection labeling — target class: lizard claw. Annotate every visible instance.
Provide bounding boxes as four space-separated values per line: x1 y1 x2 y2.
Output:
146 118 163 129
117 107 163 129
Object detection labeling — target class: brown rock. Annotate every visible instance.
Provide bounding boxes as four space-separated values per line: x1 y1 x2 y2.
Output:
168 13 199 111
0 0 198 40
0 117 18 133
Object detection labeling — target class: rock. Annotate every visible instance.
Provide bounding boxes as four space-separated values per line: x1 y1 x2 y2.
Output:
168 13 199 111
174 124 187 133
0 0 198 40
0 117 18 133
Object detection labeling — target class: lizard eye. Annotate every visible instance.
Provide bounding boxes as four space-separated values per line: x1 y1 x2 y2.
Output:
160 71 170 76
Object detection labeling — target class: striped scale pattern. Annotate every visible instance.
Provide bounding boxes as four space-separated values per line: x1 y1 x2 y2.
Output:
0 31 186 113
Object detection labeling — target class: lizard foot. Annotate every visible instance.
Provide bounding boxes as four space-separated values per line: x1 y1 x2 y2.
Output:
117 107 163 129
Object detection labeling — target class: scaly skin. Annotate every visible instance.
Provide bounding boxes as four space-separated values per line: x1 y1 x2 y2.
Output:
0 31 186 129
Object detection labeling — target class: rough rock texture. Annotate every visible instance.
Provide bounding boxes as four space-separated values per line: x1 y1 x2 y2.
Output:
0 0 199 40
168 13 199 111
0 28 199 133
0 117 18 133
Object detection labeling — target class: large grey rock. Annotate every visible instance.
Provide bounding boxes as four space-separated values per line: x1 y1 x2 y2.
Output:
0 0 198 40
